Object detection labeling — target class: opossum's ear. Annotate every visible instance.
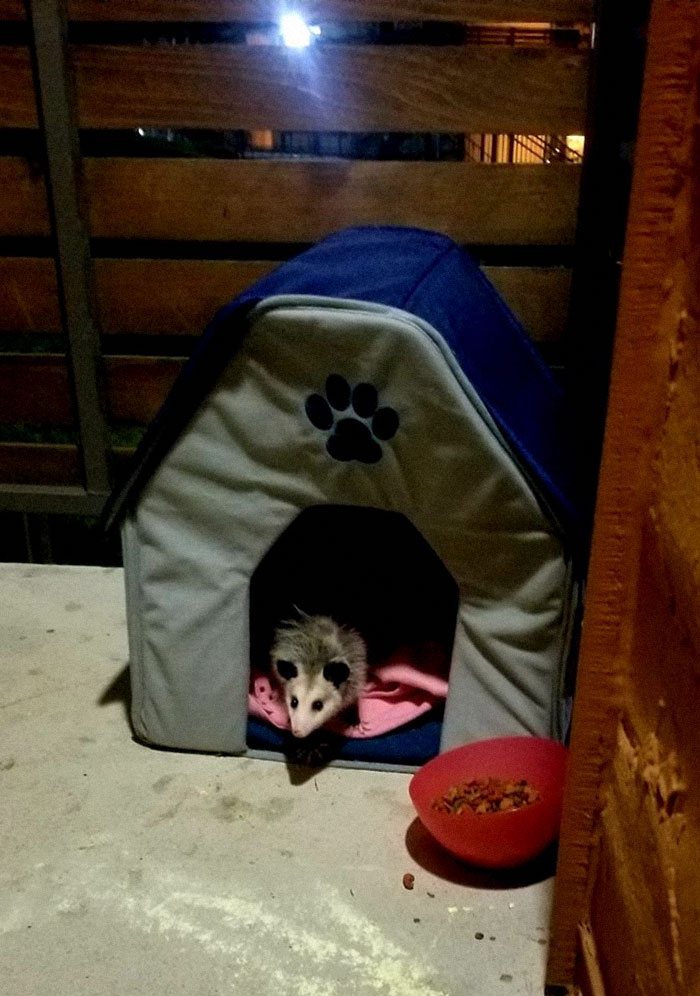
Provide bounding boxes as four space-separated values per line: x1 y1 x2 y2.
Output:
323 660 350 687
276 659 298 680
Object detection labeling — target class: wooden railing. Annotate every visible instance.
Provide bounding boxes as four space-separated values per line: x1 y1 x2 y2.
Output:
0 0 592 514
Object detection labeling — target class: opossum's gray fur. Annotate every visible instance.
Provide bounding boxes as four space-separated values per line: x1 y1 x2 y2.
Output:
270 614 368 737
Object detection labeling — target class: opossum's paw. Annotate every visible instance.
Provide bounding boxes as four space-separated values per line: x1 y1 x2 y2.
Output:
305 374 399 465
284 731 340 768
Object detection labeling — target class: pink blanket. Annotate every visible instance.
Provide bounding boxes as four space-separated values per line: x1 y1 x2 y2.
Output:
248 643 449 738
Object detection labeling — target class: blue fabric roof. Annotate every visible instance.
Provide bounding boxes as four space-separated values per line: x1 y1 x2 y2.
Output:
103 226 578 533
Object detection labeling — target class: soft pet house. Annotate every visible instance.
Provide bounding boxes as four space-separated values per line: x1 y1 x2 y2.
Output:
105 226 579 768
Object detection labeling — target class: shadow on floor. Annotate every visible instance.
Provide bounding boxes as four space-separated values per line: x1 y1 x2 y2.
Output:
98 663 131 720
405 817 558 889
285 760 327 786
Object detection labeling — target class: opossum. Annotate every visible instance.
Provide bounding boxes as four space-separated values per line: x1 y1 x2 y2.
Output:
270 613 368 739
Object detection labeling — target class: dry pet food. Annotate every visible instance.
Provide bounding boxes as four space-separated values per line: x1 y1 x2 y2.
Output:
431 778 541 815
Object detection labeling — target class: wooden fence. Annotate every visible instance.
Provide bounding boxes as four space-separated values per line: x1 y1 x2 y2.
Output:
0 0 592 518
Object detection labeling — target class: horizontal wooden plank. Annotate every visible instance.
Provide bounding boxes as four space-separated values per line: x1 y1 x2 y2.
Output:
0 484 108 514
0 263 571 434
0 257 572 340
105 356 185 422
1 1 595 23
86 159 581 244
0 355 74 425
0 256 271 334
93 258 275 334
0 442 133 486
2 43 587 133
75 44 587 133
482 265 571 340
70 0 594 23
0 158 51 237
0 354 184 425
0 258 61 332
0 46 36 129
98 261 574 339
0 1 25 18
96 260 572 338
0 442 80 485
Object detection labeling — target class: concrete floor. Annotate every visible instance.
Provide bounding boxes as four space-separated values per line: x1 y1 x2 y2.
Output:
1 565 555 996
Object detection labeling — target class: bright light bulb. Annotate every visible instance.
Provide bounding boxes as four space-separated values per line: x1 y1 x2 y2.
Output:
280 13 314 48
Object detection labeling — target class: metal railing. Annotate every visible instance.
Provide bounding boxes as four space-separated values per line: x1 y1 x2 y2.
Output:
466 134 584 164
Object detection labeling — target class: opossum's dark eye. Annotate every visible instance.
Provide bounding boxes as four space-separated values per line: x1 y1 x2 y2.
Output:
276 659 298 680
290 696 298 709
312 700 324 712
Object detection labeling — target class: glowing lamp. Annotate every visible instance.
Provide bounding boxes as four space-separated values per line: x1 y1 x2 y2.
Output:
280 13 320 48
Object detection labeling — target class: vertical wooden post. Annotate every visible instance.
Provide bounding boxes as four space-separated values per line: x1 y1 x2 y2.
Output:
25 0 111 497
547 1 700 990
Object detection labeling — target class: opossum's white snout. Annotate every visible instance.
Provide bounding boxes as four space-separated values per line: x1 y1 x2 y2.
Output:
290 719 309 738
289 707 325 739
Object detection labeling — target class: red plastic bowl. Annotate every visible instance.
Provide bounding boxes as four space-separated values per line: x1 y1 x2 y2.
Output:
409 736 567 869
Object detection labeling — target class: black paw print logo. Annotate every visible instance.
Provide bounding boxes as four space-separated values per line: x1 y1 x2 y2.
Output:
305 374 399 464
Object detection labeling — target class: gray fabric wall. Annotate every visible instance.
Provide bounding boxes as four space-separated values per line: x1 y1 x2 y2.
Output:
122 297 575 758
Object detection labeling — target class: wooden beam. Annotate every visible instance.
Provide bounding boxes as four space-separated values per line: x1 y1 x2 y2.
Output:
0 441 133 486
0 355 75 425
0 483 108 513
547 0 700 987
95 260 572 339
0 441 80 485
0 256 272 334
0 257 572 340
0 158 51 236
1 43 587 133
0 1 25 17
105 356 185 422
0 257 61 332
0 354 184 426
71 44 588 134
26 0 112 495
1 0 594 24
85 159 581 245
577 922 608 996
482 266 571 341
93 258 275 335
0 46 35 128
0 154 579 245
0 42 589 134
